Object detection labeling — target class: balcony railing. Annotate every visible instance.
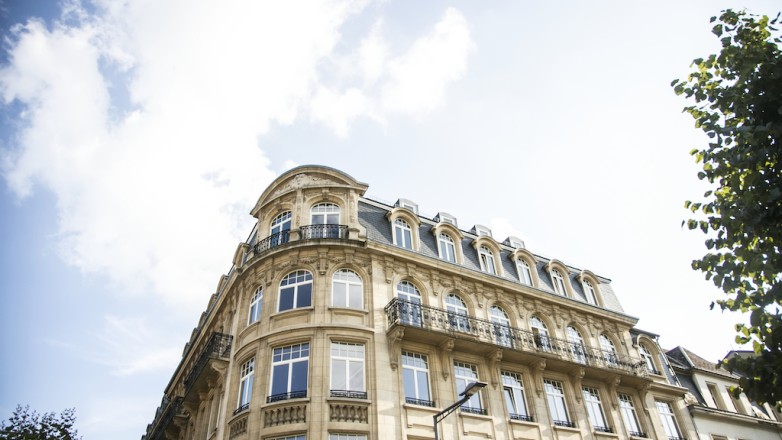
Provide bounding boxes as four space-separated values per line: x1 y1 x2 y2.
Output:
405 397 435 407
184 332 233 393
233 403 249 416
267 390 307 403
254 230 290 254
300 224 348 240
330 390 368 399
510 413 534 422
460 406 488 416
385 298 643 374
554 420 576 428
143 396 182 440
629 431 647 437
594 426 613 433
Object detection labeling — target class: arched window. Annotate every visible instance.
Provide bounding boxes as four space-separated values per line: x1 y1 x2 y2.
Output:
278 270 313 312
248 287 262 324
566 326 586 364
332 269 362 309
530 316 551 351
396 281 422 326
517 259 533 286
438 233 457 263
600 334 619 366
445 294 469 332
491 306 512 347
639 344 659 374
270 211 292 246
479 246 497 275
583 279 598 305
310 203 340 238
551 269 566 295
394 218 413 250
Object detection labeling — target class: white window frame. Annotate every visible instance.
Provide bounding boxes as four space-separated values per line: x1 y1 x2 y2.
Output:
454 362 482 412
639 344 657 374
278 270 313 312
438 233 457 263
567 326 587 364
502 371 530 421
271 211 292 236
655 400 683 440
479 246 497 275
544 379 571 426
402 351 431 405
269 343 310 401
332 269 362 309
393 218 413 250
551 269 566 295
531 316 551 351
329 435 367 440
583 279 598 305
248 287 262 324
600 334 619 366
517 259 533 286
582 387 609 431
330 342 365 395
310 203 340 225
445 294 469 333
618 393 643 436
238 357 254 410
397 281 422 327
491 305 512 347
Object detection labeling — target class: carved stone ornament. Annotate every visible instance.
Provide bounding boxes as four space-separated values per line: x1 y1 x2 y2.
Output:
608 375 621 409
387 327 405 370
487 349 503 388
268 173 342 200
570 368 585 402
439 339 455 379
534 359 546 397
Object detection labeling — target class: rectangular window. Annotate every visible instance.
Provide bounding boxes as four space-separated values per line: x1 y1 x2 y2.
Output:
248 289 262 324
237 358 254 412
502 371 531 421
582 387 609 432
402 351 432 407
517 260 533 286
544 380 572 427
330 342 365 398
269 343 309 402
707 382 727 410
655 400 683 440
272 436 306 440
454 362 484 414
278 271 313 312
329 435 367 440
726 386 746 414
618 393 643 437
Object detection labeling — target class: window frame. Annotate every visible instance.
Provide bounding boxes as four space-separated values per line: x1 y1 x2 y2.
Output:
502 371 531 421
544 379 573 427
639 344 659 374
582 279 598 305
599 334 619 366
655 400 683 440
438 232 457 263
551 269 567 295
582 386 610 432
517 259 533 286
237 357 255 411
269 342 310 402
401 351 433 406
396 280 423 327
490 305 513 347
567 325 587 364
278 270 314 312
445 293 470 333
479 246 497 275
270 211 293 245
331 269 363 309
330 342 365 397
454 361 484 413
393 218 414 250
530 315 552 351
310 203 340 225
248 287 263 325
618 393 643 437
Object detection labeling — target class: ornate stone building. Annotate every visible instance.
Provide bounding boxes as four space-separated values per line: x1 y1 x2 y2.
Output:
142 165 697 440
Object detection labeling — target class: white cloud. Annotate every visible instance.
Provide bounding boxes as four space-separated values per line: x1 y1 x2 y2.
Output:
93 315 181 376
490 217 529 246
0 1 473 312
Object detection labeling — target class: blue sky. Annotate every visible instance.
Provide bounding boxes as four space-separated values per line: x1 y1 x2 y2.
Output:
1 1 780 438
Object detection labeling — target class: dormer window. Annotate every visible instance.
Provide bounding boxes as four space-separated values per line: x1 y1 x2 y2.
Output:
583 280 597 305
395 198 418 214
479 246 497 275
473 225 492 238
504 236 526 249
517 260 533 286
438 233 457 263
394 218 413 250
434 212 457 227
551 269 566 295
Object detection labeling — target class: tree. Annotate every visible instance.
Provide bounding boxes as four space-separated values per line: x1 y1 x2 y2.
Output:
0 405 80 440
672 9 782 408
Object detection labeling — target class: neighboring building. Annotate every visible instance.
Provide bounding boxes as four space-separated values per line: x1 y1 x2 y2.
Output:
142 165 698 440
666 347 782 440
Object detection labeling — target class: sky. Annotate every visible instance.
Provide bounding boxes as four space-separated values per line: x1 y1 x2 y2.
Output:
0 0 779 438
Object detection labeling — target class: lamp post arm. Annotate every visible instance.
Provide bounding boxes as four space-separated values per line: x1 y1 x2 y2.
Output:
433 395 470 440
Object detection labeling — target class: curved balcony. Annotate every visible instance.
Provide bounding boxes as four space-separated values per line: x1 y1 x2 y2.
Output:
183 332 233 403
253 225 352 256
385 298 645 375
142 396 183 440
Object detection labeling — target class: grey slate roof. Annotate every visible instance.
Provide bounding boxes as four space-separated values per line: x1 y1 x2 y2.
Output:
358 198 626 314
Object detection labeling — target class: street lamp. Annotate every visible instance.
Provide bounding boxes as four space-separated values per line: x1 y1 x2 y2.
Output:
433 381 487 440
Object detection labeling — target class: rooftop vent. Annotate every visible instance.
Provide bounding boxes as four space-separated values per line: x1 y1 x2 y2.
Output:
471 225 492 238
434 212 457 227
504 236 526 249
395 198 418 214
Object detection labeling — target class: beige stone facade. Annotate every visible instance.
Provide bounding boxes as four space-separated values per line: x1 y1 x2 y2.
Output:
142 165 698 440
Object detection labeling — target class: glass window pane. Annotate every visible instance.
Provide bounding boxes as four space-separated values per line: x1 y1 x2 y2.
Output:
403 368 416 399
271 364 289 396
333 282 347 307
349 284 362 308
349 362 364 391
332 359 346 390
416 370 430 400
279 287 294 311
291 361 309 392
298 283 312 307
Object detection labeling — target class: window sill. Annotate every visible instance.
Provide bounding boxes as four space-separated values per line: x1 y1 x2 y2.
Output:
459 411 492 421
509 418 539 427
328 306 368 315
261 396 310 409
593 430 619 438
402 402 439 413
327 395 371 404
271 306 314 320
239 321 260 339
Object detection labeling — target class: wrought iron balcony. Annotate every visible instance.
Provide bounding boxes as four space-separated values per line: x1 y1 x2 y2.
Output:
594 426 613 433
254 230 290 254
143 396 182 440
629 431 647 437
330 390 368 399
184 332 233 393
385 298 643 374
405 397 436 407
460 406 488 415
510 413 534 422
300 224 348 240
267 390 307 403
554 420 576 428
